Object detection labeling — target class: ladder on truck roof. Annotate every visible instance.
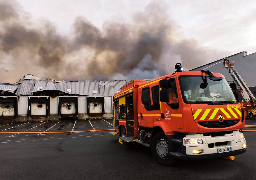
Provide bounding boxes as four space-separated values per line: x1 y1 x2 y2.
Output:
223 59 256 108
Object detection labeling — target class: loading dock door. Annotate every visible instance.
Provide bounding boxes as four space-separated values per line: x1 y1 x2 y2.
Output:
28 96 50 118
58 97 78 118
61 102 76 115
87 97 104 117
31 103 47 116
0 96 18 120
0 103 15 116
89 102 102 114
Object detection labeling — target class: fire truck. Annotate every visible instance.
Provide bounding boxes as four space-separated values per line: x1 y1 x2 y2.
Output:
113 63 246 166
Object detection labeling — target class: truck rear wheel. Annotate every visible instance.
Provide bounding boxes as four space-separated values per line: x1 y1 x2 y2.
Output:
151 132 177 166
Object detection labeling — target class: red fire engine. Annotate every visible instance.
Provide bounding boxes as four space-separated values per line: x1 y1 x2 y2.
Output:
113 63 246 166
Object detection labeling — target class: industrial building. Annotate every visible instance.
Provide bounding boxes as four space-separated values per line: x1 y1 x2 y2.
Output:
191 51 256 97
0 74 129 122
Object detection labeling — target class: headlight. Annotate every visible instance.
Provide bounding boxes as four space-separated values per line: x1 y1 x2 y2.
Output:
240 134 245 139
184 139 204 145
193 149 204 154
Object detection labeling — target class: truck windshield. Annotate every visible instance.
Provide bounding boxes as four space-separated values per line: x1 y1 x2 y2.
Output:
179 75 236 104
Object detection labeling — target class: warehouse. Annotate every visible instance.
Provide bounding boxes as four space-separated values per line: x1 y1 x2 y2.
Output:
0 75 129 122
190 51 256 104
191 51 256 87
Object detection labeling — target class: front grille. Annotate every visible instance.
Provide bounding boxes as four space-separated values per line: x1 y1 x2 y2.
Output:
208 141 229 148
203 131 233 137
198 120 239 128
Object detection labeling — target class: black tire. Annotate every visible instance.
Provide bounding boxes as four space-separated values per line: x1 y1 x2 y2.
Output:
151 132 177 167
120 126 126 137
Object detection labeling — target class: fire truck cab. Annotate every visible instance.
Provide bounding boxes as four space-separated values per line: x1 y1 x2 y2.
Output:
113 63 246 166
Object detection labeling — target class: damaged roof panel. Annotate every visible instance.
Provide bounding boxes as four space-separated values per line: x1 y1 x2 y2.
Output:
0 84 18 94
1 76 129 97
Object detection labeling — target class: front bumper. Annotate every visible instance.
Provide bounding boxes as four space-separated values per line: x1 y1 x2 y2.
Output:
168 130 247 160
170 149 246 160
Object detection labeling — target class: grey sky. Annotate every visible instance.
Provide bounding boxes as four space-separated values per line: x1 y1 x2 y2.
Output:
16 0 256 53
0 0 256 83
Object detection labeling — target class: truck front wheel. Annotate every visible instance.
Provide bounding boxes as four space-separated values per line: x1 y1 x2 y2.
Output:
151 132 177 166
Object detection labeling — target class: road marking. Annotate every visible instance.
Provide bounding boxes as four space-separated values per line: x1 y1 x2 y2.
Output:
103 119 113 126
44 121 60 132
88 120 95 130
1 142 7 143
71 120 77 132
0 129 114 134
244 125 256 128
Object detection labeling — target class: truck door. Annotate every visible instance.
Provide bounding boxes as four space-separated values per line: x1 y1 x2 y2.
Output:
151 85 161 124
164 78 183 130
138 86 154 127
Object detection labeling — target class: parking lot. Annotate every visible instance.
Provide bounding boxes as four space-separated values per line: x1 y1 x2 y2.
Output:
0 119 256 180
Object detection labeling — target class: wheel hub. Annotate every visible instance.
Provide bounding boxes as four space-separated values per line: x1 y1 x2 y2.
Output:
156 139 169 158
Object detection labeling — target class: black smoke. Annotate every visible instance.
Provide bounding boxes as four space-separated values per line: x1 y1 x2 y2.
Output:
0 0 228 83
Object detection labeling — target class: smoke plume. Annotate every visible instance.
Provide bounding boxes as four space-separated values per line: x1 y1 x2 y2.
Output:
0 0 228 83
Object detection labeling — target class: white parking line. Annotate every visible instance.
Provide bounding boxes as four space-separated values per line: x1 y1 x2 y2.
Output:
71 120 77 132
44 121 61 132
88 120 95 130
103 119 113 126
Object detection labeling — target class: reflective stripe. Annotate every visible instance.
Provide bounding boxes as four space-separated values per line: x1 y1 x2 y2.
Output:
234 108 241 117
209 108 219 120
227 108 238 118
171 114 182 117
139 79 161 89
200 109 211 120
137 114 161 117
137 114 181 117
119 120 126 123
193 109 202 120
114 87 133 97
220 108 231 118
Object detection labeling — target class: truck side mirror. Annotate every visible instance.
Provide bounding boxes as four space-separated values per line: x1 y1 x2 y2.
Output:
209 76 222 81
200 82 208 89
160 88 169 102
160 79 168 88
230 83 237 90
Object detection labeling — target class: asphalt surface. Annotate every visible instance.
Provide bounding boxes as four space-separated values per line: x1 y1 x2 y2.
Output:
0 119 255 180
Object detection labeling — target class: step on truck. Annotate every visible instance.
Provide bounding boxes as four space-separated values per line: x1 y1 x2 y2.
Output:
113 63 246 166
